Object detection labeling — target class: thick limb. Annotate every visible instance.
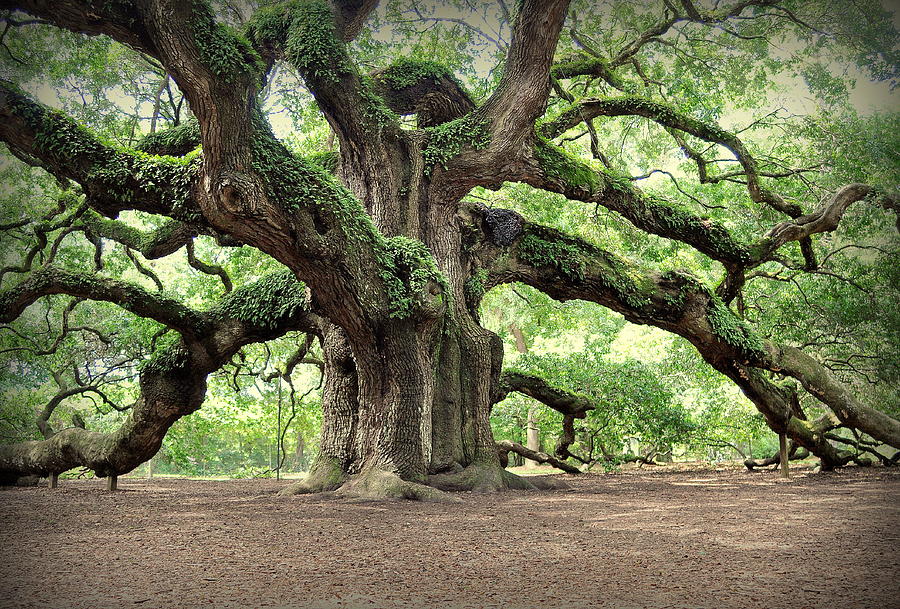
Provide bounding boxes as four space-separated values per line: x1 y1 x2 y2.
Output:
466 206 899 463
744 442 810 471
0 82 199 219
0 266 208 337
480 0 571 149
0 271 319 482
496 440 581 474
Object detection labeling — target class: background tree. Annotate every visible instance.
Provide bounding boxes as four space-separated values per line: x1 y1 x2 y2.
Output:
0 0 897 498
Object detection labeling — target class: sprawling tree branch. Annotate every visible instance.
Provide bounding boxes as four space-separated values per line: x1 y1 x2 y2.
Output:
743 441 810 470
481 0 570 143
0 270 320 482
513 136 897 291
495 370 602 467
772 345 900 449
520 154 754 266
0 266 208 337
463 204 900 462
0 82 200 220
539 95 799 216
550 0 781 80
760 184 899 257
495 370 595 418
246 0 402 174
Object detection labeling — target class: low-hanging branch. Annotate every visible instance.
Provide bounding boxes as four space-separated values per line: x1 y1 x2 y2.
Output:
495 370 595 418
0 270 320 482
464 204 900 464
0 265 209 338
518 136 895 278
496 439 581 474
743 440 810 470
824 432 899 467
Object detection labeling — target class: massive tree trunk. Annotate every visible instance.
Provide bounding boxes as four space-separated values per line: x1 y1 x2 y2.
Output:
281 164 518 496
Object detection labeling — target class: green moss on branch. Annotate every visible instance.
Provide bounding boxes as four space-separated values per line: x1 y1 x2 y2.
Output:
534 138 600 192
215 270 308 329
422 113 490 173
142 333 191 375
376 236 448 319
249 0 347 82
380 58 458 90
135 120 201 157
250 130 445 320
516 227 650 309
5 88 198 217
707 296 765 358
190 0 263 82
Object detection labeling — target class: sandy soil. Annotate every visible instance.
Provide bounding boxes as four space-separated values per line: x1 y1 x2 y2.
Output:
1 465 898 609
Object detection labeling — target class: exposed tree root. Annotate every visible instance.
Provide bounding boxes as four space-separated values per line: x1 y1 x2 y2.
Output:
277 457 347 496
429 461 537 492
279 459 561 500
336 469 454 502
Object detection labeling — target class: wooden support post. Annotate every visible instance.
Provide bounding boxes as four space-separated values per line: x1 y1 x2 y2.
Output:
779 433 790 479
49 473 58 489
107 475 118 491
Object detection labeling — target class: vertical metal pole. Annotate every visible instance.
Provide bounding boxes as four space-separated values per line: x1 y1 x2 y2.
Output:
779 433 790 478
276 377 282 481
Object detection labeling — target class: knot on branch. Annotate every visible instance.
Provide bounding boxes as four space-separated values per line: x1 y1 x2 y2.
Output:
481 206 523 247
216 170 267 216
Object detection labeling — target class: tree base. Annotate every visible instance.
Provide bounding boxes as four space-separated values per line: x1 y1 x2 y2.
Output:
429 462 538 492
277 459 560 500
336 469 454 502
277 457 347 496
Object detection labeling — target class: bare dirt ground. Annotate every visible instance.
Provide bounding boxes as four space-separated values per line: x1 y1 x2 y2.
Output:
1 465 898 609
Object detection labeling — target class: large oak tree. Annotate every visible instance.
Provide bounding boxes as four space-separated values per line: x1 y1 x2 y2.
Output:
0 0 897 497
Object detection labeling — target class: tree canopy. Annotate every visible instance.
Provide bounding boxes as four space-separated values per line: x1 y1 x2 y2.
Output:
0 0 897 497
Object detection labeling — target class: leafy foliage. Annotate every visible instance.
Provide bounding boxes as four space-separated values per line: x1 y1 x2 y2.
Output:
422 112 490 172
